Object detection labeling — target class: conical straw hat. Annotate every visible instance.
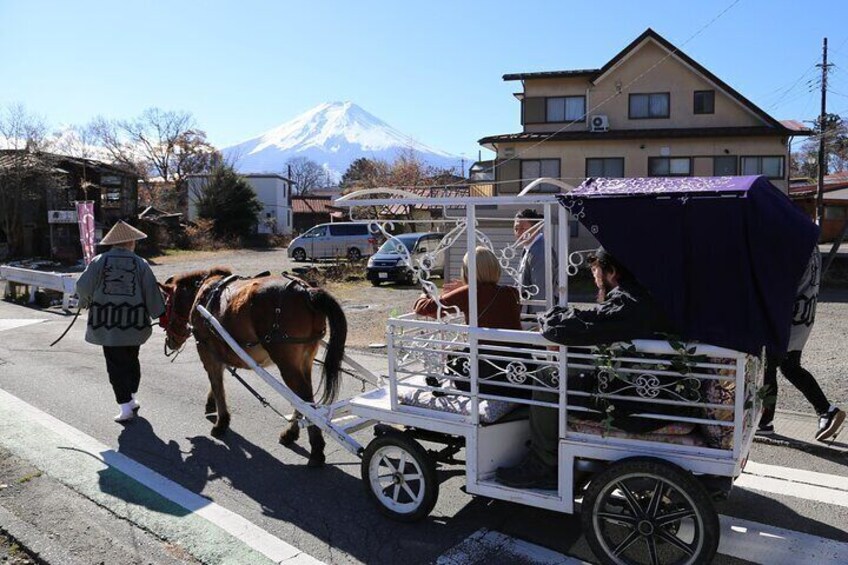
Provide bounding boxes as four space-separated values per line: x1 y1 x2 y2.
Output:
100 221 147 245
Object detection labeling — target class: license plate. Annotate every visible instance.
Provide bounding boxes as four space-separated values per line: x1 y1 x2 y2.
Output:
378 272 389 279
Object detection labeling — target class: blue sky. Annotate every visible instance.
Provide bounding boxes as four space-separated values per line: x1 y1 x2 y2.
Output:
2 0 848 159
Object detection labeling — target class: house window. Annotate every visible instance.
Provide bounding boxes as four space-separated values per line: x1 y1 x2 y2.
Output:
713 156 738 176
522 96 586 124
629 93 670 119
520 159 561 192
648 157 692 177
824 206 846 220
694 90 715 114
741 156 785 179
522 98 546 124
546 96 586 122
586 158 625 177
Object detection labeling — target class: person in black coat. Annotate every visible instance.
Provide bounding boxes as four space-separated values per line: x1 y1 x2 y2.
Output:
496 248 676 489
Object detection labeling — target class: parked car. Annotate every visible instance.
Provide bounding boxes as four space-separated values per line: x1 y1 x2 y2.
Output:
287 223 379 262
366 232 444 285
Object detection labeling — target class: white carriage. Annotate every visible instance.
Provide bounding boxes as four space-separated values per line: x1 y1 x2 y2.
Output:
200 178 770 565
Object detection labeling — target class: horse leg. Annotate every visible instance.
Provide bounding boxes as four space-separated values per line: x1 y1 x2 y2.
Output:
279 409 301 446
204 390 216 415
271 345 325 467
202 355 230 438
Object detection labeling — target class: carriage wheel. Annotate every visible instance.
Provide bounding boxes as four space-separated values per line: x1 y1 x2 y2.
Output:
581 458 719 565
361 433 438 522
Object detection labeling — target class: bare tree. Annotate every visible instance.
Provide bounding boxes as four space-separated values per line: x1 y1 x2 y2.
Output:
285 157 326 195
89 108 220 211
0 103 59 256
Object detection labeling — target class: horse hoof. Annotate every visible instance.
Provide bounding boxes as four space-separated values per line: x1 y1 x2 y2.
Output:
210 426 227 439
204 404 216 415
279 431 298 447
307 454 326 468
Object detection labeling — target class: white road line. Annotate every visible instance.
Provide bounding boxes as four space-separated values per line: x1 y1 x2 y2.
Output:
718 515 848 565
0 319 44 332
440 520 848 565
744 461 848 491
436 528 590 565
0 388 322 564
737 461 848 508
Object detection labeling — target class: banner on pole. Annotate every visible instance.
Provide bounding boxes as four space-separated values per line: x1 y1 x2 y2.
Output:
75 201 96 265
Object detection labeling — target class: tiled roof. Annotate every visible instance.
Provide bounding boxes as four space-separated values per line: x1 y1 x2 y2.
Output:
292 197 334 214
479 126 793 146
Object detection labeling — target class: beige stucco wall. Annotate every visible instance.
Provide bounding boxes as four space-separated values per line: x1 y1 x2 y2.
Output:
494 135 789 193
522 38 766 134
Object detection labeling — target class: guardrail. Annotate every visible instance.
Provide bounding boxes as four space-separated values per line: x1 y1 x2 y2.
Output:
0 266 78 311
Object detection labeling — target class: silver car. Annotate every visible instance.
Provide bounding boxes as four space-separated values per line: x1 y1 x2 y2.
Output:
287 223 379 262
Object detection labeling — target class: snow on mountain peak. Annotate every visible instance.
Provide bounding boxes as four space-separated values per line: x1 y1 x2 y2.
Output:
223 102 460 178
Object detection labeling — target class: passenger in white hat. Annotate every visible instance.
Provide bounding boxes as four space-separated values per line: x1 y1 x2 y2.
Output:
75 221 166 422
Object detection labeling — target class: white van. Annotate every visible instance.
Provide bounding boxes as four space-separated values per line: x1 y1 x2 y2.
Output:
287 223 379 261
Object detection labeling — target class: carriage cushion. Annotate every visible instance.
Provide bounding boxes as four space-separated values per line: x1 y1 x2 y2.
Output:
698 364 737 450
397 376 518 424
567 416 704 446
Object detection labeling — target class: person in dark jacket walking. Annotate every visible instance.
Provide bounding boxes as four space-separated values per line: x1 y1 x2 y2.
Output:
496 248 675 489
758 247 845 442
75 221 166 423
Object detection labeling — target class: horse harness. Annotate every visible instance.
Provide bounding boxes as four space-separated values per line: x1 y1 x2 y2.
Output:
199 271 327 350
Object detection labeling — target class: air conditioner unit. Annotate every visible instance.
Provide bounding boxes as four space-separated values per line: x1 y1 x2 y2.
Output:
590 114 609 132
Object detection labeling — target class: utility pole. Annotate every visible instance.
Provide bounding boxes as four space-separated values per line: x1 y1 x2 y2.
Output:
815 37 832 226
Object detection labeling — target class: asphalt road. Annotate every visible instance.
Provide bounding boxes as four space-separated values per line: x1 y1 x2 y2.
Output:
0 293 846 564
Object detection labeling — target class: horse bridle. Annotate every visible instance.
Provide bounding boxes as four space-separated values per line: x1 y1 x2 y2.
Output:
159 279 203 357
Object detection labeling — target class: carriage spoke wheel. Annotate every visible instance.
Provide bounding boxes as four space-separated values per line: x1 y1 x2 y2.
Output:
361 434 438 522
581 458 719 565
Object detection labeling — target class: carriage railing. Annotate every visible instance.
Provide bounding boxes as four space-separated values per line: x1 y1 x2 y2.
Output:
336 184 763 463
387 314 763 459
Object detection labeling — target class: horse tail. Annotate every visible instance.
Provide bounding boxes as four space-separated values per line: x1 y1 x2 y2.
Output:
309 288 347 404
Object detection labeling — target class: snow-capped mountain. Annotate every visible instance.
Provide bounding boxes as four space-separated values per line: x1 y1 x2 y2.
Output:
223 102 461 179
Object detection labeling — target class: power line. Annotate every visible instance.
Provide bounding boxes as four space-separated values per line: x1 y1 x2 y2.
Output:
468 0 743 186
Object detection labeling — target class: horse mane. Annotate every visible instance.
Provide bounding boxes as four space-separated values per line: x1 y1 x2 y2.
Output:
171 266 233 285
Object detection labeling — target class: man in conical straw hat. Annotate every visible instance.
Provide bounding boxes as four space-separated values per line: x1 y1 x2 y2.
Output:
75 221 166 423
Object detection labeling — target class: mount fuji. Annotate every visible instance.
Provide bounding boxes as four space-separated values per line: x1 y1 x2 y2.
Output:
222 102 462 180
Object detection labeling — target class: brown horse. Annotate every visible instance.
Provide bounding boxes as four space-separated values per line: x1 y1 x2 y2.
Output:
160 268 347 467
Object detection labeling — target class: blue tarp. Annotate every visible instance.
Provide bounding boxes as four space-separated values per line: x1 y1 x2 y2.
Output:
557 176 819 356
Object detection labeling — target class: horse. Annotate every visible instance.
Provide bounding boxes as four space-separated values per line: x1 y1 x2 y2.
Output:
159 267 347 467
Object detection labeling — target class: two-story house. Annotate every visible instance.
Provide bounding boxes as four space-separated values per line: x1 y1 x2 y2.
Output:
187 173 294 236
479 28 811 197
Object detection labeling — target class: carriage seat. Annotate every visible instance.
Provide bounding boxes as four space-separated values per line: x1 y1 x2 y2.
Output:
397 375 520 424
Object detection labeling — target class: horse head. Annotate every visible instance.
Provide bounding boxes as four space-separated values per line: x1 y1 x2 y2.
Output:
160 267 231 351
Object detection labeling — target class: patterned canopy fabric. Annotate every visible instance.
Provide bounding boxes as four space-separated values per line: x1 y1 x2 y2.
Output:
557 176 819 356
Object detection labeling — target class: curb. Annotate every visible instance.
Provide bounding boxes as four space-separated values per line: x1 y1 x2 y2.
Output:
0 504 81 565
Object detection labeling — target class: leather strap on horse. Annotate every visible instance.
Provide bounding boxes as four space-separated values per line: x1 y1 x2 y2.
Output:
225 366 293 422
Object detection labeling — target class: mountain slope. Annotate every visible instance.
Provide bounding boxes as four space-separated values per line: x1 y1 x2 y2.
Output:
223 102 461 178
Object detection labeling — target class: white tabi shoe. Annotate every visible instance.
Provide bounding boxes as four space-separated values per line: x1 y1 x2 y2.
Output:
131 393 141 413
114 402 136 423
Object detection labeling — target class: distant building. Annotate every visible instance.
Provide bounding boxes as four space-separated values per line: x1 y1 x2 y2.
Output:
187 173 293 235
479 28 812 196
291 196 337 233
790 172 848 242
0 149 138 259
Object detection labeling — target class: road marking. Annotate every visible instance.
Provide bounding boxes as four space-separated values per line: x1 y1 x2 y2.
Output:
441 519 848 565
737 461 848 508
0 388 322 564
436 529 590 564
0 319 44 332
718 515 848 565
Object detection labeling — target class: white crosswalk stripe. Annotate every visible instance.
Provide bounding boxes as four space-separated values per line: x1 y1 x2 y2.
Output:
0 319 44 332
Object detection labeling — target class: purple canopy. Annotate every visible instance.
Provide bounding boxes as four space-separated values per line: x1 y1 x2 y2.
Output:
558 176 819 356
